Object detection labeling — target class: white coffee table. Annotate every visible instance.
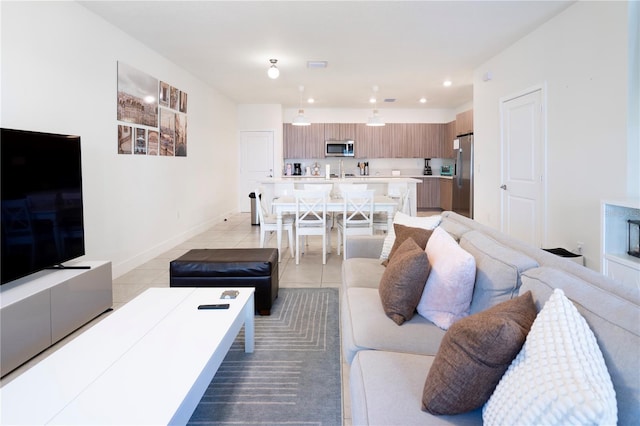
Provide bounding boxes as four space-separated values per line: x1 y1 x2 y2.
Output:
0 287 254 425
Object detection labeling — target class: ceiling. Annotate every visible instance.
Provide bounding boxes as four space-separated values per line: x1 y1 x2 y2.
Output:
80 1 573 110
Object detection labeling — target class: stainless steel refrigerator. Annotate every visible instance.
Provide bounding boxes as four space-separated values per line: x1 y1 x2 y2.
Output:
452 134 474 218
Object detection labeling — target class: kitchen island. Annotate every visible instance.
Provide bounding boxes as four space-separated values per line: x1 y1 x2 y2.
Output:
258 177 421 216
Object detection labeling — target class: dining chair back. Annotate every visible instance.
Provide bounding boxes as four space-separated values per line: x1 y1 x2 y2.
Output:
373 186 410 233
293 189 331 264
336 189 375 259
337 183 367 198
255 186 294 261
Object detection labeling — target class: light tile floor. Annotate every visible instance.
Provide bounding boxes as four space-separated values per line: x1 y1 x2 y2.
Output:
1 212 354 424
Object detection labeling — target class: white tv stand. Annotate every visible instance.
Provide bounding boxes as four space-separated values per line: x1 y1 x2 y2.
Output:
0 261 112 377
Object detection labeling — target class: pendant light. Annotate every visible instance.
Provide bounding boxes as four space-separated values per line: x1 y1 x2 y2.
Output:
366 85 385 127
292 85 310 126
267 59 279 79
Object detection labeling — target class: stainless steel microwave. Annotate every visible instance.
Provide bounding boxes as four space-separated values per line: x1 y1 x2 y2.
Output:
325 140 354 157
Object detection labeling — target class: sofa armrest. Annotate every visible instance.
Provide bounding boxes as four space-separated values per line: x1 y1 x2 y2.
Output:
345 235 385 259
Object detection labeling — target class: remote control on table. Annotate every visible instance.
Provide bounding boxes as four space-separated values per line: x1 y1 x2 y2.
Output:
197 303 230 310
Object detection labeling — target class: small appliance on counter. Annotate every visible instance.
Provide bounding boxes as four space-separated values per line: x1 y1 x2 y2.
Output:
424 158 432 175
293 163 302 176
358 162 369 176
285 163 292 176
440 165 453 176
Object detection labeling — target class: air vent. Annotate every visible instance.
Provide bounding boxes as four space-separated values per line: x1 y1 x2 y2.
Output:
384 98 396 103
307 61 328 69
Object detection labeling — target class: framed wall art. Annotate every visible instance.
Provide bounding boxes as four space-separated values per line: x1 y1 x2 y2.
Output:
116 61 188 157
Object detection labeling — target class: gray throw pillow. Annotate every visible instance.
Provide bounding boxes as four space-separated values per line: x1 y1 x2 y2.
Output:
378 238 430 325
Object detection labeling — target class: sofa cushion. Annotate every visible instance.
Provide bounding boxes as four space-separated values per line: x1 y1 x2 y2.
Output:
342 258 386 291
382 223 433 266
342 287 445 363
518 267 639 425
439 213 471 242
484 288 617 425
422 291 536 415
350 350 482 425
380 212 441 261
459 231 538 315
417 227 476 330
379 238 430 325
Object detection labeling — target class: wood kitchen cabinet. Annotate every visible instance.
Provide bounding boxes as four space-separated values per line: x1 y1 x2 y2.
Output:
455 109 473 136
386 124 408 158
442 121 456 159
324 123 356 141
417 178 440 209
355 124 390 158
404 123 445 158
283 123 325 158
440 178 452 211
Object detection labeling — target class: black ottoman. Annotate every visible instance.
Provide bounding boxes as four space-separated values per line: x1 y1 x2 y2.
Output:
170 248 279 315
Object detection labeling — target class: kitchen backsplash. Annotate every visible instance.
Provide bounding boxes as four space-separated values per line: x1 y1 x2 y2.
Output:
282 157 455 177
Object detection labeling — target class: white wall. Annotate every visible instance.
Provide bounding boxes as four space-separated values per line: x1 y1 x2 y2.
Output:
1 2 239 278
473 1 630 271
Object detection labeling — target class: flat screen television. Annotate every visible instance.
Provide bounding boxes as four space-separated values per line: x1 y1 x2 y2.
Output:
1 128 86 285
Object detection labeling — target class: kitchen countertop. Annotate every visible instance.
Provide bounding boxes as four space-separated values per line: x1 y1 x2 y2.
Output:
272 174 452 181
263 176 422 183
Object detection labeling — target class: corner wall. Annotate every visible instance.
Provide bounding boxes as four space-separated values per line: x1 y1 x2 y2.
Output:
1 2 239 278
472 1 630 271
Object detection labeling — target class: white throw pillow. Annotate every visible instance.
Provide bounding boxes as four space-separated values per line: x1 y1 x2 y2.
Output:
483 288 617 425
380 212 441 260
416 226 475 329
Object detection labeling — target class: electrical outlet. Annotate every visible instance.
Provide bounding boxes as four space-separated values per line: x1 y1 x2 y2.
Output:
576 241 584 254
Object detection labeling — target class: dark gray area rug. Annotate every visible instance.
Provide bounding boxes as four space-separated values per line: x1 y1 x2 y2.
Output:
188 288 341 426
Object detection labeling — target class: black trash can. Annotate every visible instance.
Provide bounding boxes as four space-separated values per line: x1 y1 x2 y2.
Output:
543 247 584 266
248 192 260 226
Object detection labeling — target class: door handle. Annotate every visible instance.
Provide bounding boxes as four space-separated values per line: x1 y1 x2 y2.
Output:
500 184 507 190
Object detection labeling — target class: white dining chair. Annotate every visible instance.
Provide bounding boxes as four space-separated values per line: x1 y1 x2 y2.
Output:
255 187 294 261
293 189 331 264
337 183 367 198
303 183 334 197
336 189 375 259
304 183 336 227
373 187 410 233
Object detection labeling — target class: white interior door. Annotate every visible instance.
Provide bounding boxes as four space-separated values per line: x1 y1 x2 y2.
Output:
500 88 546 247
240 131 274 212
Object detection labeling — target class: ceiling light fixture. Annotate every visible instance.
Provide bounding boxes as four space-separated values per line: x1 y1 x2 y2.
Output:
443 80 452 87
366 86 385 127
267 59 279 79
292 85 311 126
419 97 427 104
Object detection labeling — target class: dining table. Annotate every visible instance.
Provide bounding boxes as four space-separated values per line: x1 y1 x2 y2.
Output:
270 195 398 260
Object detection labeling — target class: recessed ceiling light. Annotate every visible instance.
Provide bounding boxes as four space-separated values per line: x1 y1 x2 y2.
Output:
419 97 427 104
369 97 376 104
307 98 315 103
443 80 452 87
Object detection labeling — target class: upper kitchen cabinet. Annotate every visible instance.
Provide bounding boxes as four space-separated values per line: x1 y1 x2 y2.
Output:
324 123 356 141
283 123 325 159
386 124 409 158
406 123 445 158
455 109 473 136
355 124 391 158
442 121 457 159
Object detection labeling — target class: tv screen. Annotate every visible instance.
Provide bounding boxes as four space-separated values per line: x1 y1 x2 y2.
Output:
1 128 85 284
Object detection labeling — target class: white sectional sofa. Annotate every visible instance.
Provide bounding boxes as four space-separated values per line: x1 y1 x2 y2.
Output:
341 211 639 425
